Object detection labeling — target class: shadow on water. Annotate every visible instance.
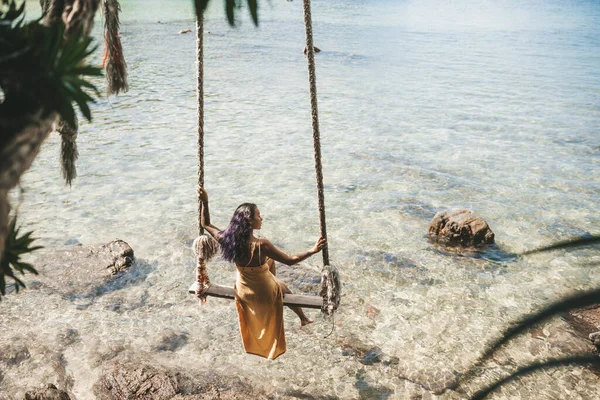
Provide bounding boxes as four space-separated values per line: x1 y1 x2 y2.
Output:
355 250 428 272
355 369 394 400
284 391 337 400
64 259 156 305
354 249 437 287
155 331 189 352
427 242 519 264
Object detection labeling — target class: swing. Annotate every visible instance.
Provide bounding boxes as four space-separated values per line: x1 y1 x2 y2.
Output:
188 0 340 315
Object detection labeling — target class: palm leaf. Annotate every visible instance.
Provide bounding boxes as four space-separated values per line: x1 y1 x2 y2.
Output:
225 0 235 26
194 0 211 16
471 355 600 400
247 0 258 26
1 217 42 300
70 65 103 77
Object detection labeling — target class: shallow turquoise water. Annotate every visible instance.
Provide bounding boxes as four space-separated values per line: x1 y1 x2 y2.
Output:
3 0 600 398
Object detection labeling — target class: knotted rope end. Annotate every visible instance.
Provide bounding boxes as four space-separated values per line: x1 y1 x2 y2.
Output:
193 234 219 303
320 263 341 317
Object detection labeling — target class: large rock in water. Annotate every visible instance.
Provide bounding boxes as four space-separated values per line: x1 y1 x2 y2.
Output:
428 209 495 247
33 239 134 298
93 361 268 399
564 305 600 350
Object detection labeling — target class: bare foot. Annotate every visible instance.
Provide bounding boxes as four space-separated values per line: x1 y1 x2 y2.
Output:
301 318 314 327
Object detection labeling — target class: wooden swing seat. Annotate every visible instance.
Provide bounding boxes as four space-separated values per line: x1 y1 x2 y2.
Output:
188 282 323 309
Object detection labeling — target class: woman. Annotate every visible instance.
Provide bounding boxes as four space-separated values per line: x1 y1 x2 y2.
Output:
198 188 326 360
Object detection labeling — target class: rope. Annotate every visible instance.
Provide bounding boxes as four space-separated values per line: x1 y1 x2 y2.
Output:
194 12 211 303
196 14 205 238
302 0 341 316
302 0 328 266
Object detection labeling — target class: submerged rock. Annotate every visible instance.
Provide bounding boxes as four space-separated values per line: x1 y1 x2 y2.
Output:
339 336 399 367
428 209 495 247
276 264 321 294
0 343 30 366
24 384 72 400
564 305 600 351
94 363 178 400
34 239 135 299
155 331 189 352
359 347 383 365
93 361 268 400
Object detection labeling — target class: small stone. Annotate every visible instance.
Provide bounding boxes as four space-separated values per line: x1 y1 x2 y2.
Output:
365 305 380 319
57 329 80 347
179 29 192 34
383 356 399 366
589 331 600 346
359 347 383 365
530 327 547 340
0 344 30 366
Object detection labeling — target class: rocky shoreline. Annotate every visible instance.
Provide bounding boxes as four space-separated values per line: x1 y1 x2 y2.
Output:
1 240 599 399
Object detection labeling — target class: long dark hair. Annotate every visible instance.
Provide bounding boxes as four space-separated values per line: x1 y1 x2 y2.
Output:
220 203 257 263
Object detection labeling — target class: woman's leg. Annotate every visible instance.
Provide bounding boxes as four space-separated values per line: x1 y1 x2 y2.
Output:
279 280 314 326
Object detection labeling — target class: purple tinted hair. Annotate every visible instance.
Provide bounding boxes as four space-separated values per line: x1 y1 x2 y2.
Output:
220 203 257 263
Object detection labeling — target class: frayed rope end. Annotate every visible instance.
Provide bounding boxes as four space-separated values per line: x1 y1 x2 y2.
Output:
320 263 341 317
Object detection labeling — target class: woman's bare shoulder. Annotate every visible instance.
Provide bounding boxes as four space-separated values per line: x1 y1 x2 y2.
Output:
257 237 274 248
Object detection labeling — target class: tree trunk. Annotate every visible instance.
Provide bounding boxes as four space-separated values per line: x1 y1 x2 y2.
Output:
0 111 57 257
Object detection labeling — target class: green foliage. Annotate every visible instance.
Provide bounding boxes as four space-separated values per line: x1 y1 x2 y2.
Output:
0 217 43 300
194 0 259 26
0 0 102 127
462 234 600 398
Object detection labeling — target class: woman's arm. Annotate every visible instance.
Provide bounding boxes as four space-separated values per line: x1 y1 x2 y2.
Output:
198 187 222 241
261 237 327 266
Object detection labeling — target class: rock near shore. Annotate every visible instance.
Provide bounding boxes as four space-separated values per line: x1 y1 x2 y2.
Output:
24 384 72 400
428 209 495 247
93 361 268 400
34 239 134 298
564 305 600 352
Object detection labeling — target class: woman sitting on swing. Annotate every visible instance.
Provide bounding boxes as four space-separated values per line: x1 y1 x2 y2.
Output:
198 188 327 360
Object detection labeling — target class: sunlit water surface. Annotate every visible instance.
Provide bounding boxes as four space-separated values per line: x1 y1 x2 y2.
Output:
2 0 600 398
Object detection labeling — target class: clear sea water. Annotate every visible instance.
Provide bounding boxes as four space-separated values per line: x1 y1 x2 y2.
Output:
2 0 599 398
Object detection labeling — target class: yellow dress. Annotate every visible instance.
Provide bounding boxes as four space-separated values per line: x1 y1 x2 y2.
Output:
234 244 286 360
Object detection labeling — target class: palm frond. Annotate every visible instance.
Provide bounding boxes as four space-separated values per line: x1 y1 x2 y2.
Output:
0 216 43 300
1 0 102 127
225 0 235 26
247 0 258 26
193 0 259 27
194 0 211 17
